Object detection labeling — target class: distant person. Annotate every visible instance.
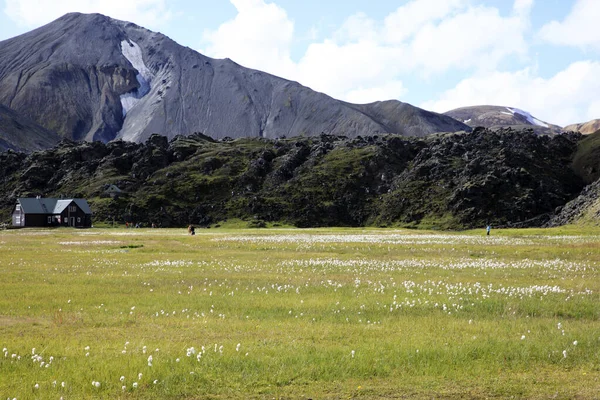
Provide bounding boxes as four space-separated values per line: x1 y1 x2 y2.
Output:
188 225 195 235
486 225 491 236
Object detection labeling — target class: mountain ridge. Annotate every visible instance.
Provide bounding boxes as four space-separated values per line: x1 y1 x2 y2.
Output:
564 119 600 135
0 12 470 150
444 105 563 135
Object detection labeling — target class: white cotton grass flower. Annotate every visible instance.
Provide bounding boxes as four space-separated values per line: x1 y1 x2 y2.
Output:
120 376 125 382
133 382 138 389
138 373 143 380
236 343 241 352
92 380 101 388
521 335 526 340
34 383 39 389
153 379 158 384
573 340 578 346
351 350 355 358
563 350 567 358
148 355 153 366
122 385 126 391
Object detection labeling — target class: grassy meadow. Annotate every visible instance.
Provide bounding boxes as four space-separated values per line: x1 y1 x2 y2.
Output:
1 226 599 399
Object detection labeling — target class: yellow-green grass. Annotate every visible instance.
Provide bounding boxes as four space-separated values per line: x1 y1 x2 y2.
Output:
0 227 599 399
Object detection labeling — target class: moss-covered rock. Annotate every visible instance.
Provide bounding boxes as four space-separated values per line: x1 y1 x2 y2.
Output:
0 128 585 229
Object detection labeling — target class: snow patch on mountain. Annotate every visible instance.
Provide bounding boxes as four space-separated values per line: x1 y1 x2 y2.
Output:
120 40 153 117
506 107 549 128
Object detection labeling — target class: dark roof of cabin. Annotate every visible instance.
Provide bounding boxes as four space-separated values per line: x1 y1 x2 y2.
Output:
17 198 92 214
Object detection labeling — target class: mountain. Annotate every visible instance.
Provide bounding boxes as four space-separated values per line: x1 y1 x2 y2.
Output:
0 127 583 229
444 105 563 135
564 119 600 135
0 104 60 152
0 13 469 148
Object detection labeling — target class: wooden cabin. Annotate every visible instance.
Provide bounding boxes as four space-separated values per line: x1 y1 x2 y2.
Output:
12 198 92 228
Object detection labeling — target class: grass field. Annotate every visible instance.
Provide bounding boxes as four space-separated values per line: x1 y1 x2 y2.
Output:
1 226 599 399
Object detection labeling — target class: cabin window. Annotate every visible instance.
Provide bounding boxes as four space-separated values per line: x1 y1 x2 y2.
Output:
48 216 52 223
69 206 77 212
15 216 20 224
15 204 20 211
77 217 81 223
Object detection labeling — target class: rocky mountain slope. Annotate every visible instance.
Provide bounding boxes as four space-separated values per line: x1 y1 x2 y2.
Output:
0 13 469 148
571 130 600 184
0 104 60 152
547 130 600 226
547 178 600 227
564 119 600 135
0 127 583 229
444 105 562 135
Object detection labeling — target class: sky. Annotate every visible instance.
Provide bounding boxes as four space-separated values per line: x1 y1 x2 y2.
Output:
0 0 599 126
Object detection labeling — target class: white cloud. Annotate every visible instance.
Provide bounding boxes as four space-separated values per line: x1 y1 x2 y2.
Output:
202 0 532 104
421 61 600 126
382 0 467 44
4 0 171 28
512 0 534 17
539 0 600 51
201 0 296 78
295 39 405 101
404 5 530 75
345 81 407 105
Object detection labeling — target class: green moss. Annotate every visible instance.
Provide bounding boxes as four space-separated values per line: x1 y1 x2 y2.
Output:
572 130 600 183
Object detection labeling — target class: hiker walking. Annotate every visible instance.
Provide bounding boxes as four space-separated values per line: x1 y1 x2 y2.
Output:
486 225 491 236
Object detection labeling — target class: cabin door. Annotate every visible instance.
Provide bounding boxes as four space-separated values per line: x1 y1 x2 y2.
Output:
70 217 75 227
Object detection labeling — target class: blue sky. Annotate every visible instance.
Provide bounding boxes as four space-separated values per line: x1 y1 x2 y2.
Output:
1 0 599 126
